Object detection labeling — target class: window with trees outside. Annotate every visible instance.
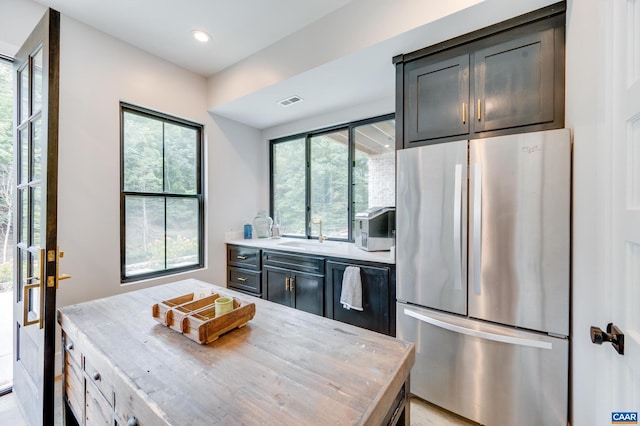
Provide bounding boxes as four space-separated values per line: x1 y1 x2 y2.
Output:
120 103 203 282
0 58 13 293
270 114 395 241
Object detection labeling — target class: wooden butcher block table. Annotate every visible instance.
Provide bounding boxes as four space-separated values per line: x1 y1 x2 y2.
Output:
58 279 415 425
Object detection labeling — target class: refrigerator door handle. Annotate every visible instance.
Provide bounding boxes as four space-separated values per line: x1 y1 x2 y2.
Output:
453 164 463 290
472 163 482 294
403 307 553 350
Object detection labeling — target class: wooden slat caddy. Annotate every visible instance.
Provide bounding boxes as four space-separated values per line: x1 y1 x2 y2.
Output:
152 291 256 344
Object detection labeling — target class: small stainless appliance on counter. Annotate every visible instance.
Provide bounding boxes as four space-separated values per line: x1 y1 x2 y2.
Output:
354 207 395 251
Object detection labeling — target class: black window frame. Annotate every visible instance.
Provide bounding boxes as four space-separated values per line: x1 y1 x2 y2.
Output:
269 113 394 242
120 102 204 283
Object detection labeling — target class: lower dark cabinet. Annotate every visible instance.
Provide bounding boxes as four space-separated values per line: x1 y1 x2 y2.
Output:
325 260 393 336
227 245 262 297
228 267 261 297
263 265 324 316
227 244 395 335
264 267 289 306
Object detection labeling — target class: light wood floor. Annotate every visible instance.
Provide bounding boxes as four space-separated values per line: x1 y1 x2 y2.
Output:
410 397 478 425
0 378 63 426
0 387 474 426
0 391 28 426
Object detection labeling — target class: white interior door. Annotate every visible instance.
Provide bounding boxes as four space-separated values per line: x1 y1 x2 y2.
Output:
581 0 640 423
570 0 639 424
605 0 640 418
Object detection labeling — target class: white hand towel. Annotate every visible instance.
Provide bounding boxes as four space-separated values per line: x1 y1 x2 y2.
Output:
340 266 363 311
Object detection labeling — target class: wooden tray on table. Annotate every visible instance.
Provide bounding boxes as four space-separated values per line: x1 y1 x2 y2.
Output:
152 291 256 344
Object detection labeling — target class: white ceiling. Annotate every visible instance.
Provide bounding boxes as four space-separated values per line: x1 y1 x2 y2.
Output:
27 0 557 130
32 0 354 77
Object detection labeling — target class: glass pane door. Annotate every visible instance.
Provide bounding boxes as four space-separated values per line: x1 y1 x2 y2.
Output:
12 9 61 426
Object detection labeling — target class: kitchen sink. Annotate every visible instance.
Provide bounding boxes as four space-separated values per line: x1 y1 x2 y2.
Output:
277 240 341 250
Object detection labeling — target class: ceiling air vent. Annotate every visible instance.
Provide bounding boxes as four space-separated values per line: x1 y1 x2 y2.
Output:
278 95 303 107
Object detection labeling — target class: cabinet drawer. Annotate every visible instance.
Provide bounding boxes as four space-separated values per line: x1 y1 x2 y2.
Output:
64 353 83 422
228 267 261 295
84 349 115 406
262 250 324 275
62 332 81 367
114 380 165 426
227 245 261 270
85 380 112 425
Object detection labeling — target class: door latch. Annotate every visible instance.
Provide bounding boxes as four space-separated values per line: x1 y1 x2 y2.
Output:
590 323 624 355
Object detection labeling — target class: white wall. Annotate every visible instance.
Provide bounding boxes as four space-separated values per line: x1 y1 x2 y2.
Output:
53 14 265 371
206 112 267 285
1 2 266 376
0 0 45 56
262 96 394 141
207 0 485 110
56 15 264 308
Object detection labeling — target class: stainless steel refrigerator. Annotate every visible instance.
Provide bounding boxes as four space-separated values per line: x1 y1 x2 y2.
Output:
396 129 570 426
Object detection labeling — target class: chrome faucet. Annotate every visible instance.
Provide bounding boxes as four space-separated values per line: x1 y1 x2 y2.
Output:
310 219 326 243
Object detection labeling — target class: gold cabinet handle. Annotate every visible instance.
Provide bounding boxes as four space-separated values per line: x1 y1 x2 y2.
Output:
237 277 247 282
237 255 247 260
477 99 482 121
289 277 295 292
285 277 290 291
462 102 466 124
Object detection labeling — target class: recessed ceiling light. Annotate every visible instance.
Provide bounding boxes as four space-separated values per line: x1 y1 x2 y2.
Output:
192 30 211 43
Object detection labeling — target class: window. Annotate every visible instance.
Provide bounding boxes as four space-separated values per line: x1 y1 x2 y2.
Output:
120 103 203 282
0 57 13 284
270 114 395 241
272 137 306 236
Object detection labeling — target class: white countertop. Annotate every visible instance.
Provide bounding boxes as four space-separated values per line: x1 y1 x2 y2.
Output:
226 236 395 265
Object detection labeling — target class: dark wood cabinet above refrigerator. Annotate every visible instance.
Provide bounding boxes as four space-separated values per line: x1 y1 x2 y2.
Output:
394 2 566 149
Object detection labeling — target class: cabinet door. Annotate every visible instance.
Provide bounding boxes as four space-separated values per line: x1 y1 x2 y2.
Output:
327 261 390 335
404 53 469 145
291 272 324 316
473 27 555 133
264 266 292 307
